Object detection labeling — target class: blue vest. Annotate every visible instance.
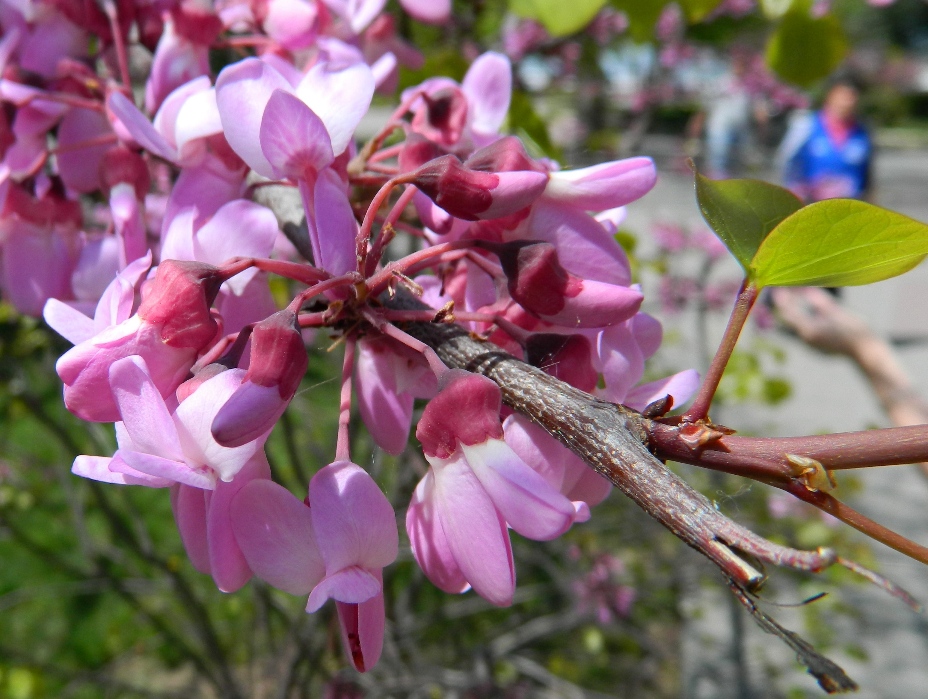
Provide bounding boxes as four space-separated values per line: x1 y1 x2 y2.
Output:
787 113 872 200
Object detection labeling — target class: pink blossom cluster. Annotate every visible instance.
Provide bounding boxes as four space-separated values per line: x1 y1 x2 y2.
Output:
0 0 698 674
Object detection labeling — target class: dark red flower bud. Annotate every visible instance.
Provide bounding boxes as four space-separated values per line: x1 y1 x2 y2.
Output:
417 370 504 458
525 334 598 392
137 260 224 348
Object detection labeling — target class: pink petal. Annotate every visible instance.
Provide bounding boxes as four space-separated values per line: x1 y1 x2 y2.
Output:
174 368 267 482
107 92 177 162
309 461 398 574
109 355 184 461
206 454 270 592
296 61 374 156
306 565 381 611
2 222 75 317
461 440 575 541
624 369 701 412
479 170 548 219
501 414 565 490
259 89 334 180
544 279 643 329
399 0 450 23
43 298 95 345
596 322 644 403
230 479 324 595
153 76 213 151
55 107 112 193
165 155 247 226
461 52 511 136
335 591 385 672
355 339 413 455
193 200 280 293
406 471 469 594
215 57 292 178
562 464 611 509
174 88 223 155
431 452 515 606
118 449 215 489
171 483 212 575
211 381 286 448
263 0 320 49
523 199 632 286
631 312 663 359
545 157 657 211
311 169 358 275
72 455 132 485
106 453 175 487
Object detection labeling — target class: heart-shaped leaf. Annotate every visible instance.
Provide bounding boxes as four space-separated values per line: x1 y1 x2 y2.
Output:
750 199 928 288
695 171 803 271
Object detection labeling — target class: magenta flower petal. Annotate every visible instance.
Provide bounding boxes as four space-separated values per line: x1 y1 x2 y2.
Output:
631 312 663 359
461 440 575 541
596 322 645 403
211 381 286 448
44 299 95 345
461 52 511 136
193 200 280 293
309 461 399 574
107 92 177 162
545 157 657 211
399 0 450 23
174 368 266 483
160 207 197 261
259 89 334 180
171 484 212 575
547 279 643 329
117 449 215 489
311 168 359 276
72 454 168 487
355 339 413 455
108 355 185 461
153 76 213 151
107 453 175 487
335 591 385 672
206 454 270 592
406 471 469 594
431 452 515 606
296 61 374 156
306 565 381 611
524 199 632 286
216 57 292 178
562 465 611 509
501 414 565 490
479 170 548 219
55 107 112 193
174 89 223 155
231 479 324 595
624 369 701 412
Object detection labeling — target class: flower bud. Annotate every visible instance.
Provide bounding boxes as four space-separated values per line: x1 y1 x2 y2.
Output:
525 333 598 392
137 260 224 348
211 309 307 447
493 241 643 328
410 155 546 221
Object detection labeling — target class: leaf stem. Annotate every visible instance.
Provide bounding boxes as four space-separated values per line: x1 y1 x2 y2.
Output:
682 280 758 423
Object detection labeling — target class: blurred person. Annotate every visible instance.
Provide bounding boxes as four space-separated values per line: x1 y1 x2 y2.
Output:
779 75 873 202
686 50 768 178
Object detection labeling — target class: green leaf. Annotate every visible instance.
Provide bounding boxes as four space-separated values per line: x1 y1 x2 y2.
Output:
609 0 669 42
765 4 847 87
695 171 803 271
679 0 724 22
510 0 608 36
750 199 928 288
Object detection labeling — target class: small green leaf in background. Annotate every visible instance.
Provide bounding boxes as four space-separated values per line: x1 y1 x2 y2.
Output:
695 171 803 271
609 0 669 42
678 0 724 23
750 199 928 288
765 2 847 87
510 0 607 37
758 0 792 19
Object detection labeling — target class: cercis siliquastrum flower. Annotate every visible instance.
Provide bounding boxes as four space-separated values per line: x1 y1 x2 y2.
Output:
19 18 691 672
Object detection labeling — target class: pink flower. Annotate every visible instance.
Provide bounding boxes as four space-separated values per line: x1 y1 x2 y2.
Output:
407 371 581 606
54 260 225 422
231 461 398 671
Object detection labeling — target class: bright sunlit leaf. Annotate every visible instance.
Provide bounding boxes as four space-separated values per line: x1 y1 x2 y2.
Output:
750 199 928 288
